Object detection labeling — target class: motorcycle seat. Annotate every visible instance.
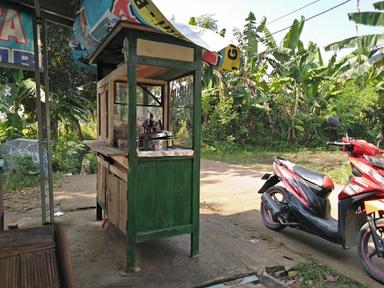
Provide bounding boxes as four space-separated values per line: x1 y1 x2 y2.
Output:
293 165 334 190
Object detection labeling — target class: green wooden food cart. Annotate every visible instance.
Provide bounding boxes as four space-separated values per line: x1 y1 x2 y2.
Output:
1 0 239 273
84 21 204 268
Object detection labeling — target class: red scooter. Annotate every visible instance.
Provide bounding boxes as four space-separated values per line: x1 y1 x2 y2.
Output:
259 117 384 283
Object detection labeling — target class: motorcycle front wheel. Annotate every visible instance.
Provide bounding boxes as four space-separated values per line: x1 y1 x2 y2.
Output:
358 218 384 284
260 186 288 231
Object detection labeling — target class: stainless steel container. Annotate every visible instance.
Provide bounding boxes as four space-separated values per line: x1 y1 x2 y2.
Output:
138 130 173 151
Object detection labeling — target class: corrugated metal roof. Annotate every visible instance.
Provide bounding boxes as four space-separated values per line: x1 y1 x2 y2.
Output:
8 0 79 26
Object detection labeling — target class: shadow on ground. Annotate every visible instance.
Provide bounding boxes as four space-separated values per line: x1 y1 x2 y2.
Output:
60 208 299 288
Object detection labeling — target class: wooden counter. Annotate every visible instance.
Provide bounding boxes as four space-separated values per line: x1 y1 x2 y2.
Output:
84 140 127 156
84 140 194 159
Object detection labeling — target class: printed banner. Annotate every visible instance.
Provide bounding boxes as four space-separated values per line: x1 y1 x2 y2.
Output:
0 4 38 70
71 0 240 71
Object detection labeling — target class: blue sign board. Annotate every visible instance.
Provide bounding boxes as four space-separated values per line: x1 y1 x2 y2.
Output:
0 4 37 70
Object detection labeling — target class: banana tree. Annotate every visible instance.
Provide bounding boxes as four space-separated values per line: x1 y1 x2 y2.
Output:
0 69 42 141
258 17 344 143
325 1 384 66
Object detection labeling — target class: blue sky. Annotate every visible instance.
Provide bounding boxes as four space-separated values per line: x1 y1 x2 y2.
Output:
153 0 383 59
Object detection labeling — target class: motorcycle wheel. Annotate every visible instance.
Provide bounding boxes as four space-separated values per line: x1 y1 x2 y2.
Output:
358 218 384 284
260 186 288 231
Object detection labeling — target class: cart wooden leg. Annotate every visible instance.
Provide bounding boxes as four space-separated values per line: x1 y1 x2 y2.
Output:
0 213 3 231
127 234 136 270
96 201 103 221
191 232 199 258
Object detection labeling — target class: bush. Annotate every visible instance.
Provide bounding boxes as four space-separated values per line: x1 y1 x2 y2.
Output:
81 121 97 140
53 137 86 174
80 152 97 175
4 155 40 190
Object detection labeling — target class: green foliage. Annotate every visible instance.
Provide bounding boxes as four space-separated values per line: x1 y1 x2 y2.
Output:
326 82 381 138
81 120 97 140
293 261 368 288
349 11 384 27
326 163 351 185
81 152 97 175
189 14 218 32
47 23 96 141
52 136 86 174
4 155 40 190
201 13 383 150
326 34 384 51
0 68 40 142
325 1 384 71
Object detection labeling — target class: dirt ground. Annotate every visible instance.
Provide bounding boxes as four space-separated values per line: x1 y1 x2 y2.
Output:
203 150 347 173
2 159 382 287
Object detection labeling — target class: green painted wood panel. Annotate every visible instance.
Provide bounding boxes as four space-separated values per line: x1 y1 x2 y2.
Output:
134 158 193 232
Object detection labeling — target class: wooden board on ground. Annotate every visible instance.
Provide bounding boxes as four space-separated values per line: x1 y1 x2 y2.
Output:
0 225 73 288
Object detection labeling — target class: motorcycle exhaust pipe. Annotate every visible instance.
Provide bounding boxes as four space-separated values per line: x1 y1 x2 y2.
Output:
262 193 281 218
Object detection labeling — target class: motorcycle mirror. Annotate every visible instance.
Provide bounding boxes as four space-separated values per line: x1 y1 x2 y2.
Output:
326 116 341 128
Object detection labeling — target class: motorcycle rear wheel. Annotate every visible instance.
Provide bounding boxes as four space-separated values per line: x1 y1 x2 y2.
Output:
260 186 288 231
358 218 384 284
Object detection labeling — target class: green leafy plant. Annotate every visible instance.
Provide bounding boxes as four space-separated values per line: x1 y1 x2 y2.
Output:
52 136 86 174
4 155 40 191
80 152 97 175
292 261 368 288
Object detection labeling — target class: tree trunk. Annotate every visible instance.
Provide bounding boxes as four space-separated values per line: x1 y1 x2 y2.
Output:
287 86 300 143
51 118 59 142
74 119 83 141
264 103 277 136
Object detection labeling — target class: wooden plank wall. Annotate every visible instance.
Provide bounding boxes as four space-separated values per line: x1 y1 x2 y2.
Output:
99 169 128 235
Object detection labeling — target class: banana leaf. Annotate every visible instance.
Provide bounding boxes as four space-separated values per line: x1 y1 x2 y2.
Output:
348 11 384 27
325 34 384 51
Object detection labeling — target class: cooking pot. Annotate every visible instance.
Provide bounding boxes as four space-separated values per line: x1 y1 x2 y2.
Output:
138 130 173 151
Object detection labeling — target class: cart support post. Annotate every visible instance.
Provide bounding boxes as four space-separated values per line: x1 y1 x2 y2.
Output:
0 159 4 231
125 34 138 269
33 0 47 225
96 202 103 221
42 15 55 223
96 64 104 222
191 47 202 257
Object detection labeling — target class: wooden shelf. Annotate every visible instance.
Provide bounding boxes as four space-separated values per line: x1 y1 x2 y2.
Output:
84 140 127 156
